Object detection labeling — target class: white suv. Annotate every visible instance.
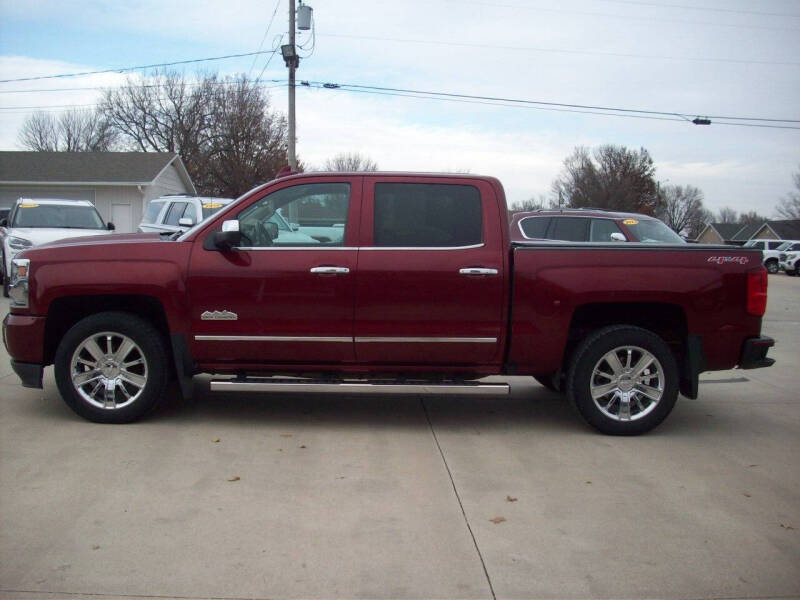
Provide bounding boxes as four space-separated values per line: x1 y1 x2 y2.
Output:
743 239 795 274
1 198 114 296
138 196 234 235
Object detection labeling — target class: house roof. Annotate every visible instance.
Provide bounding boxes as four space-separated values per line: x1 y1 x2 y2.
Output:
706 222 744 241
0 152 193 191
751 219 800 240
731 222 762 241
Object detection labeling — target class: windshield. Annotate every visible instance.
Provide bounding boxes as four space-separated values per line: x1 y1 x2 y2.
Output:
201 199 233 220
776 242 791 251
626 219 685 243
12 202 106 229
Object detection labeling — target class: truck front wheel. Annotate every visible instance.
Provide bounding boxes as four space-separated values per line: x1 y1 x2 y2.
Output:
566 325 679 435
54 312 169 423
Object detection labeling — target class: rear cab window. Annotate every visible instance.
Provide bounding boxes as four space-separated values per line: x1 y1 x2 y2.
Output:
372 182 482 247
519 216 550 239
549 217 589 242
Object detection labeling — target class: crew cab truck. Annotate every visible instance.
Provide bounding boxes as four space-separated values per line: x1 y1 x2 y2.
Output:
3 172 775 435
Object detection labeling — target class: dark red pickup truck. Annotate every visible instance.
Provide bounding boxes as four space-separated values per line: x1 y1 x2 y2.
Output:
3 172 774 434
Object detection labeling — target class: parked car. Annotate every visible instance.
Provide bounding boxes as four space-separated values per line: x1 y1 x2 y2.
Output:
762 240 800 274
138 196 234 235
1 198 114 296
510 208 685 243
3 172 774 435
779 248 799 276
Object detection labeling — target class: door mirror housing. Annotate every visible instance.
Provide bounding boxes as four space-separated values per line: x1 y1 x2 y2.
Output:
106 222 115 231
178 217 194 228
205 219 242 251
610 232 627 242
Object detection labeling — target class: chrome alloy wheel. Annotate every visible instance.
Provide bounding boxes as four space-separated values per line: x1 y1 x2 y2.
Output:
70 331 148 410
589 345 664 422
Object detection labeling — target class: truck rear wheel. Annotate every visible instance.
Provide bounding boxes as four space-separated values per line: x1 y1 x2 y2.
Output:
566 325 678 435
764 259 779 274
54 312 169 423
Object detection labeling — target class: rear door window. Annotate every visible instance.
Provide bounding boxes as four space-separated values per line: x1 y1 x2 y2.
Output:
373 183 482 247
519 216 550 239
549 217 589 242
142 201 165 224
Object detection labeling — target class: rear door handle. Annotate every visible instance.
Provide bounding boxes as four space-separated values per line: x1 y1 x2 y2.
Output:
310 266 350 274
459 267 499 276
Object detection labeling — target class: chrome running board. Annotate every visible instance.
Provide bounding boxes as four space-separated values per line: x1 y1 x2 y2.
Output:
210 377 510 396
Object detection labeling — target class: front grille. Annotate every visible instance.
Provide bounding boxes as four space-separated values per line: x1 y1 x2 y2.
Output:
780 253 787 260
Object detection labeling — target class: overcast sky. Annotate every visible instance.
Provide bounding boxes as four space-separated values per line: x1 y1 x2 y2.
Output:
1 0 798 214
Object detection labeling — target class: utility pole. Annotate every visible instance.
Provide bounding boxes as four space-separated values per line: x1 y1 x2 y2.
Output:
287 0 297 170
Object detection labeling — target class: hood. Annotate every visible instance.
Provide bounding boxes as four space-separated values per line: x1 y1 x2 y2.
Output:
8 227 113 247
37 231 162 249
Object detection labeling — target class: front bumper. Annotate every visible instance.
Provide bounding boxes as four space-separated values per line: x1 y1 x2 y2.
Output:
3 312 47 389
738 336 775 369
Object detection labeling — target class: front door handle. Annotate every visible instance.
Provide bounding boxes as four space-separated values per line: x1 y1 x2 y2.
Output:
459 267 499 276
310 266 350 274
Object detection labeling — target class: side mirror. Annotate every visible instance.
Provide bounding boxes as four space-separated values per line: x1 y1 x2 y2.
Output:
107 222 115 231
178 217 194 228
610 232 627 242
208 219 242 251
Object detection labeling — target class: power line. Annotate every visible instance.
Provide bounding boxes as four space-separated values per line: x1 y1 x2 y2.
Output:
455 0 800 32
320 33 800 67
594 0 800 19
0 49 281 84
0 79 286 95
302 80 800 125
248 0 283 78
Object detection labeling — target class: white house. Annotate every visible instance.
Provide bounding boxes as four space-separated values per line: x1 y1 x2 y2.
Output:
0 152 196 232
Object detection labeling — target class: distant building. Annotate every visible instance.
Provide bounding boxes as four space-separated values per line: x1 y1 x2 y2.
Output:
695 222 745 245
0 151 195 232
749 219 800 241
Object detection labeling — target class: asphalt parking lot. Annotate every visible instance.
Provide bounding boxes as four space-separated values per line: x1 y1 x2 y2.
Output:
1 275 798 600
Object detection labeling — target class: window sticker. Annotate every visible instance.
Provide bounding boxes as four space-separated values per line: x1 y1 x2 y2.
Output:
202 202 224 209
19 202 39 208
623 218 639 225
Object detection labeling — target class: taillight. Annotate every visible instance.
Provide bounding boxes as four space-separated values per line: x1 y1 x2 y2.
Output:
746 268 768 316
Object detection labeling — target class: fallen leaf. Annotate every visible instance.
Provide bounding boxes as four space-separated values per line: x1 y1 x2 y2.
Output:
585 481 592 485
91 545 100 550
300 445 307 449
748 464 758 468
489 516 506 524
780 523 794 530
227 476 240 482
506 495 518 502
743 492 752 498
212 438 220 443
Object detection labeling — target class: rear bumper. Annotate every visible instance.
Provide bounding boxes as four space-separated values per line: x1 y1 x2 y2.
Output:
738 336 775 369
10 360 43 388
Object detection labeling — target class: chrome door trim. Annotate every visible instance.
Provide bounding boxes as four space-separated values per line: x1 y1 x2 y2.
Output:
195 335 352 342
359 243 484 251
355 337 497 343
232 246 358 251
310 266 350 274
459 267 499 275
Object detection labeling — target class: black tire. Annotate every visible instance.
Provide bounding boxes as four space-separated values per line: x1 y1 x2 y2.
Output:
566 325 679 435
787 268 797 277
54 312 170 423
765 259 779 274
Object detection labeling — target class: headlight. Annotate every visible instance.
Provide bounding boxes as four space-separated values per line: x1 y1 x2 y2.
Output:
8 258 30 309
7 236 33 252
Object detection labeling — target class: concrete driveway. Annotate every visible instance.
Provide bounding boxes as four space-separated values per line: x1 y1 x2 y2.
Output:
1 276 798 599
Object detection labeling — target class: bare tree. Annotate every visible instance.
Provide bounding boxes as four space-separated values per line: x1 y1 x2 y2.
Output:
552 145 661 215
18 109 118 151
324 152 378 172
776 165 800 219
738 210 766 225
658 184 707 236
716 207 738 224
100 71 289 197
